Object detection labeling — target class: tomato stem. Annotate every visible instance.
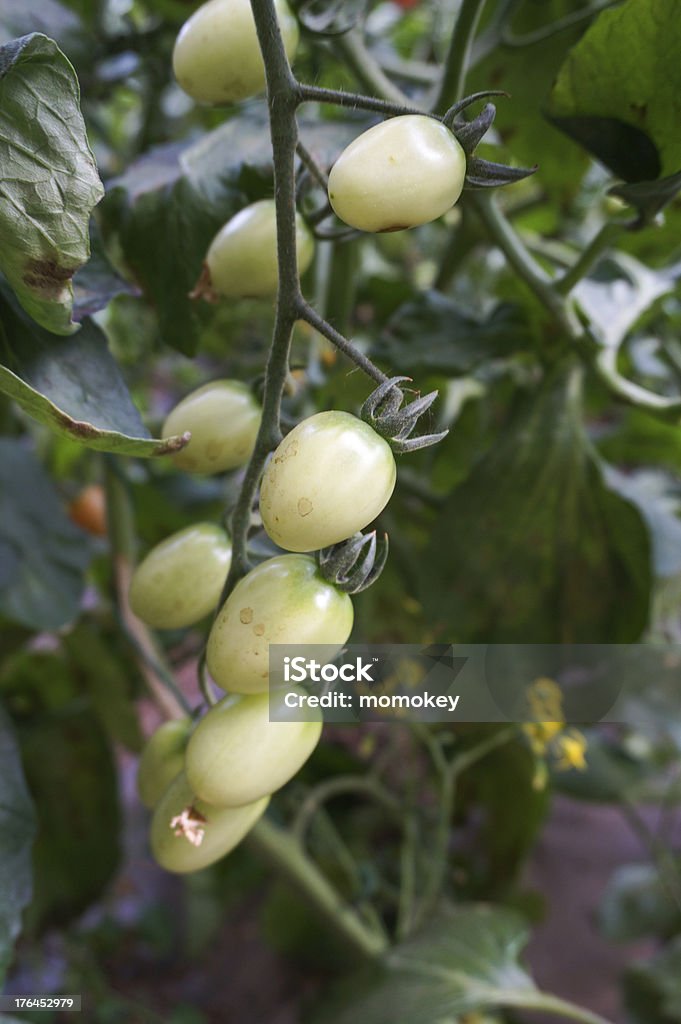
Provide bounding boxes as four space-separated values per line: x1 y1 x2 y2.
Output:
247 816 389 961
103 457 191 720
431 0 489 113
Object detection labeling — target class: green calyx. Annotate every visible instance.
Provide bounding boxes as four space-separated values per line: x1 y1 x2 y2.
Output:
361 377 448 454
318 530 389 594
443 91 537 190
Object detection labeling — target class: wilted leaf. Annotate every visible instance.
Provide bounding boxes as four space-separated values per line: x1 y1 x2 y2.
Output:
0 33 103 332
0 703 35 985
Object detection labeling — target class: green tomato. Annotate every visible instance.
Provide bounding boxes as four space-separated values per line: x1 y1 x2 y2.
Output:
259 411 396 552
172 0 299 106
150 771 268 874
205 200 314 299
137 719 193 809
185 689 322 807
206 554 353 694
129 523 231 629
328 115 466 232
163 380 261 474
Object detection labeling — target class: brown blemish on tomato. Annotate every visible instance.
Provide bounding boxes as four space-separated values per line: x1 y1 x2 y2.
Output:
297 497 313 517
239 607 254 624
253 623 265 636
275 440 298 463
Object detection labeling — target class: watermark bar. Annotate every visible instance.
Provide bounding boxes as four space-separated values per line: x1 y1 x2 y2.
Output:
0 995 82 1011
268 643 681 724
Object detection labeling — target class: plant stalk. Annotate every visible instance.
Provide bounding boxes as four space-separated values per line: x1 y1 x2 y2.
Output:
247 816 388 961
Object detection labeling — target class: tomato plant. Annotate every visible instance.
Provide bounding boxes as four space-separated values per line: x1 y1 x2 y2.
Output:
2 0 681 1020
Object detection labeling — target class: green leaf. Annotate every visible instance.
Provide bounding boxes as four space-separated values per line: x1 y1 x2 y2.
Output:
0 703 35 986
311 904 552 1024
0 438 90 631
600 863 681 942
15 706 120 930
373 294 526 374
418 368 651 642
470 0 589 201
72 221 136 322
460 737 550 892
114 175 240 358
0 33 104 333
548 0 681 180
609 170 681 223
0 282 186 456
108 111 369 356
62 623 144 753
625 938 681 1023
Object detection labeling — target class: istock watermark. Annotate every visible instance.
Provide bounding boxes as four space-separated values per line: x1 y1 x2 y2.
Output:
269 643 681 724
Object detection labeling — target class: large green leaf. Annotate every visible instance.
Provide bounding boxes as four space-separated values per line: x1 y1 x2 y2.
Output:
549 0 681 180
418 368 651 642
108 112 369 356
0 703 36 986
0 283 186 456
0 33 103 333
0 438 90 631
310 904 567 1024
373 294 525 374
15 706 120 930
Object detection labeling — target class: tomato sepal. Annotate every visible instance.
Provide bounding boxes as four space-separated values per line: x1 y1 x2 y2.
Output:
361 377 448 454
318 529 389 594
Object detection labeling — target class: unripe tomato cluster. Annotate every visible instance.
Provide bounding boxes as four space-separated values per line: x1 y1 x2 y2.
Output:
131 379 398 872
134 0 459 876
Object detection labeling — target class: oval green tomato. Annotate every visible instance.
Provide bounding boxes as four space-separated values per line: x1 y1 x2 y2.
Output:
163 380 261 474
172 0 299 106
129 523 231 629
186 689 322 807
151 771 268 874
137 719 193 809
259 411 396 552
205 200 313 299
328 115 466 232
206 554 353 694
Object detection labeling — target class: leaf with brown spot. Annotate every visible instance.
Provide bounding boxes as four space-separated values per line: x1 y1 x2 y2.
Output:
0 33 104 334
